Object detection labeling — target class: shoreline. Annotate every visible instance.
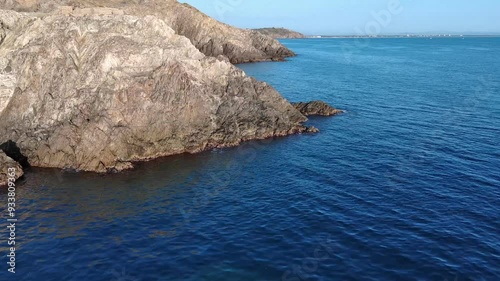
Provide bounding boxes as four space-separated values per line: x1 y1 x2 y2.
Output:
0 3 339 179
296 35 500 39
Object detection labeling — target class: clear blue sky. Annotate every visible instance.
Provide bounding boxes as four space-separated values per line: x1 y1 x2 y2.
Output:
180 0 500 35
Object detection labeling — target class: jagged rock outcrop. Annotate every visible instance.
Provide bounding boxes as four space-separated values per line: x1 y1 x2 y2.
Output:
0 151 23 186
253 28 305 39
1 0 296 63
292 101 344 116
305 126 320 133
0 9 308 172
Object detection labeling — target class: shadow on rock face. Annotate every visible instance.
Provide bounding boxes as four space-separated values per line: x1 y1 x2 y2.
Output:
0 140 30 168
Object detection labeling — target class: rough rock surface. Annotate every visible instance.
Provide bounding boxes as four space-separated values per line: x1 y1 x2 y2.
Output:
292 101 344 116
0 9 308 172
253 28 305 39
0 151 23 186
305 126 320 133
1 0 296 63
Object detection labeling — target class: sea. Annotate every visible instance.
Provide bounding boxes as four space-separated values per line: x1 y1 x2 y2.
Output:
1 38 499 281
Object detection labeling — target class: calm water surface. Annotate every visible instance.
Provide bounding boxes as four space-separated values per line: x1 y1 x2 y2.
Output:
1 38 499 280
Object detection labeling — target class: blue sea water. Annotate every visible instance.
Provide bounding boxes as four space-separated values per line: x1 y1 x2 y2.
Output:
1 38 500 281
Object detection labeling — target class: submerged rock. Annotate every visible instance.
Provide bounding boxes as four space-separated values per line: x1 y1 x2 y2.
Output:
292 101 344 116
0 151 23 186
3 0 296 63
0 9 307 172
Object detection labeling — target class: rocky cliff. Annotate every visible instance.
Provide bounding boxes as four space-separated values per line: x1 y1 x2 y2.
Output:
253 28 305 39
0 9 308 172
1 0 296 63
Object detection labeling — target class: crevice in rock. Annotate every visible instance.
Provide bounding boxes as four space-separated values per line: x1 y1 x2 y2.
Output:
0 140 30 168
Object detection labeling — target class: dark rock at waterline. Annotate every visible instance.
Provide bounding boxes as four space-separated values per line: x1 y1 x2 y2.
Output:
0 140 30 168
292 101 344 116
305 126 320 133
0 151 23 187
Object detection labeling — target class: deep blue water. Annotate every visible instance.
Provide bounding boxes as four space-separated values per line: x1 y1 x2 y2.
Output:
1 38 500 281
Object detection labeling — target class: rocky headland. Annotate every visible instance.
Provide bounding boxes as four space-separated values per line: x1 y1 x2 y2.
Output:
2 0 296 63
253 28 306 39
0 1 341 182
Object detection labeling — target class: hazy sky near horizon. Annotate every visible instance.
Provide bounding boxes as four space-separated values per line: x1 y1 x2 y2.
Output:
180 0 500 35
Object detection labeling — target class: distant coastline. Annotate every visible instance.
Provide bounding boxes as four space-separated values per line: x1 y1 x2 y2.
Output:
303 34 500 39
253 27 305 39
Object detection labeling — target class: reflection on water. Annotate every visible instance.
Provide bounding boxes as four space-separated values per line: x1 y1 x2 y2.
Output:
7 142 263 233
